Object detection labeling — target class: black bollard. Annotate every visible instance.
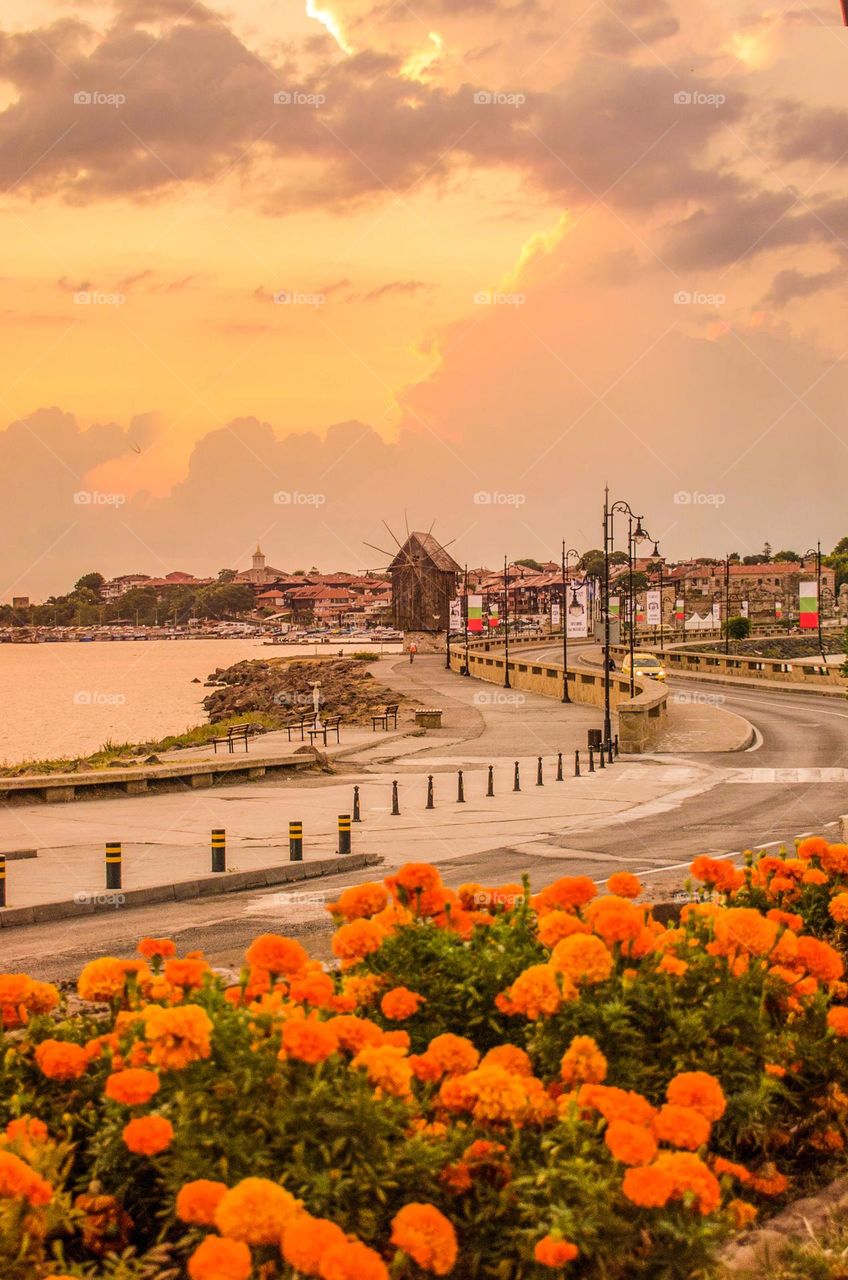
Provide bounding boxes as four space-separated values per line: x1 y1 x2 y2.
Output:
338 814 352 856
536 756 544 786
513 761 521 792
289 821 303 862
614 734 620 758
588 746 595 773
556 751 564 782
599 742 605 769
486 765 495 797
607 738 614 765
426 775 434 809
391 780 400 815
457 770 465 803
211 828 226 873
353 785 361 822
574 749 580 778
106 841 122 890
0 852 5 907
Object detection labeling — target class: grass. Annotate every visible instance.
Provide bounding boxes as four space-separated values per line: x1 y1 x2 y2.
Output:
730 1216 848 1279
0 712 281 776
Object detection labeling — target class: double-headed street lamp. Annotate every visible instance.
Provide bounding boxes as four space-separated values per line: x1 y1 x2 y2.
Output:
801 543 824 660
602 487 654 745
561 543 581 704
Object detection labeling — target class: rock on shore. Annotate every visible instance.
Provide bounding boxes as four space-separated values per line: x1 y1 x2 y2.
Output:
202 657 407 725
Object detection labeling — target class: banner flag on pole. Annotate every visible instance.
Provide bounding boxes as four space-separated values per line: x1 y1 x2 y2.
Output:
675 598 684 622
467 594 483 633
775 599 783 620
799 581 818 630
646 590 661 627
488 604 500 628
566 584 589 638
551 602 561 626
740 600 749 618
449 599 462 630
609 596 620 618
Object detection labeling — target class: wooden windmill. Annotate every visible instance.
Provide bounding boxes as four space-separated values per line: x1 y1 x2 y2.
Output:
366 521 461 648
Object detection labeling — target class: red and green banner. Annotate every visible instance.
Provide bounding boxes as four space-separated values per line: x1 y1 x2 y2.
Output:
675 598 684 622
799 581 818 630
467 594 483 632
775 600 783 620
488 604 500 628
609 596 620 619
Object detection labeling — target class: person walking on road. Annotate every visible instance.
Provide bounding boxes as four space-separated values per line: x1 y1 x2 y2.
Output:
408 641 418 664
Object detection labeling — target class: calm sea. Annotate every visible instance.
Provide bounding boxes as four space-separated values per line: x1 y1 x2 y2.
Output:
0 639 398 765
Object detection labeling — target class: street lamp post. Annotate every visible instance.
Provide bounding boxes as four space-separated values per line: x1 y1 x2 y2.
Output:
561 543 580 704
802 542 824 660
724 556 731 655
602 487 651 741
503 555 511 689
463 565 470 677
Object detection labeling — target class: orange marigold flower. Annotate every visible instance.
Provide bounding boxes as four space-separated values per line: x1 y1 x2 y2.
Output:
585 897 645 949
142 1004 213 1070
821 843 848 876
24 980 60 1014
385 863 443 907
122 1114 173 1156
728 1199 758 1229
77 957 129 1003
282 1212 348 1272
0 1149 52 1206
34 1039 88 1082
537 911 590 949
713 1157 751 1183
424 1034 480 1077
4 1115 49 1149
658 955 689 977
767 909 804 932
690 856 744 893
137 937 176 961
331 919 387 965
607 872 641 899
827 1007 848 1037
380 987 425 1020
280 1014 339 1065
499 964 571 1019
797 936 844 983
214 1177 301 1244
560 1035 607 1087
289 972 336 1008
351 1043 413 1098
749 1167 788 1197
578 1084 656 1128
829 893 848 925
390 1202 458 1275
176 1179 229 1225
245 934 307 976
666 1071 726 1123
325 1014 384 1054
534 1236 579 1267
622 1164 675 1209
654 1151 721 1214
605 1120 658 1166
764 1063 786 1078
712 909 778 960
534 876 597 915
320 1239 390 1280
480 1044 533 1075
797 835 829 861
653 1104 711 1151
328 882 389 920
187 1235 252 1280
105 1068 160 1106
164 958 210 989
802 869 828 886
551 934 613 985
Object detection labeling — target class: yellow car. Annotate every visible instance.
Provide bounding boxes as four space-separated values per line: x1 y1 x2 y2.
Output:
621 651 666 682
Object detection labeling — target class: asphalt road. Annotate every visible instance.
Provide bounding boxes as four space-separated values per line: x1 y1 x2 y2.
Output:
2 666 846 979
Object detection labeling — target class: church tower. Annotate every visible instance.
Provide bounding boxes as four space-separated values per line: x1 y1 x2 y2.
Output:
252 545 266 581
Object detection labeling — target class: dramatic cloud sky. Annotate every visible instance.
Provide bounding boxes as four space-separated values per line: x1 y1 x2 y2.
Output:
2 0 848 593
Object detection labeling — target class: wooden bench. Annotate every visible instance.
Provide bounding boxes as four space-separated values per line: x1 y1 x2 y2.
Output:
210 723 251 754
308 715 342 747
284 713 317 741
371 704 399 731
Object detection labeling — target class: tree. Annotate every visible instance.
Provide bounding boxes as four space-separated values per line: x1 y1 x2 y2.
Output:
725 615 751 640
217 568 237 583
832 537 848 556
742 554 769 565
579 550 605 577
773 550 800 562
514 558 544 572
74 572 105 593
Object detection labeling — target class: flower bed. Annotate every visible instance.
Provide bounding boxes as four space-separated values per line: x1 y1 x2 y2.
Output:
3 840 848 1278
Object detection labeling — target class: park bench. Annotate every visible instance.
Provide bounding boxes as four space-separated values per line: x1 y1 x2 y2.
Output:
210 723 251 754
308 715 342 747
371 704 399 731
284 713 317 741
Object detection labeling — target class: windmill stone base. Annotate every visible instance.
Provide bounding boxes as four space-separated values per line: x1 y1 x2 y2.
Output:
403 629 446 653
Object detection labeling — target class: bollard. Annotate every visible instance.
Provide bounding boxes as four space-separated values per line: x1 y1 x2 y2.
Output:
211 828 226 873
607 738 614 765
589 746 595 773
426 775 434 809
486 765 494 797
614 734 620 758
536 756 544 786
391 780 400 816
289 820 303 862
338 814 352 856
0 852 5 907
457 770 465 803
556 752 563 782
599 743 605 769
105 841 122 890
574 749 580 778
353 785 361 822
513 761 521 792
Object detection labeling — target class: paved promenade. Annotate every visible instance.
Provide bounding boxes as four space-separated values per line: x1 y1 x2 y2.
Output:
0 654 753 918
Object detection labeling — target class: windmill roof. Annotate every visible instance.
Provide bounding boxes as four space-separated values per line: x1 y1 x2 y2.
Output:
388 531 461 574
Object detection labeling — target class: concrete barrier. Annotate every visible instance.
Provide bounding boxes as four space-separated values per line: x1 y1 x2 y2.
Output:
611 643 846 690
450 643 667 753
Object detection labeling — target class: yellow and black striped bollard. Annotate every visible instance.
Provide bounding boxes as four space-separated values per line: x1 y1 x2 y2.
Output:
0 852 6 907
338 814 352 856
105 841 122 890
289 820 303 862
211 828 226 873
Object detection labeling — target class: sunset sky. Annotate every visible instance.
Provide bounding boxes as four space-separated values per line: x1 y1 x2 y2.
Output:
2 0 848 595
